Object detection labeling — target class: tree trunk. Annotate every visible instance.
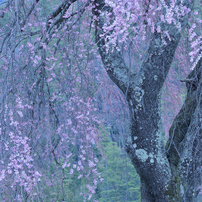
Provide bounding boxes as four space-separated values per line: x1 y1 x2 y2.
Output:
93 0 202 201
166 59 202 201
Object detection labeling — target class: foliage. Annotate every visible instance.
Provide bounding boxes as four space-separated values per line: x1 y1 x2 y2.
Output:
95 135 140 202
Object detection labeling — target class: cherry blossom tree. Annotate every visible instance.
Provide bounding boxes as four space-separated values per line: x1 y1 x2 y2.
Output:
93 0 202 201
0 0 202 201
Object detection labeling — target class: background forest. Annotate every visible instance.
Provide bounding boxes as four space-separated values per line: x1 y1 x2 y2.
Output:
0 0 202 201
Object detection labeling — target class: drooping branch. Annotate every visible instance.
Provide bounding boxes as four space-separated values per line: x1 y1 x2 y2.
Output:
45 0 90 46
46 0 77 31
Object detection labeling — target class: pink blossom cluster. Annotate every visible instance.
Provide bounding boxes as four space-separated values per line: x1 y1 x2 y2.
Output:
0 132 41 198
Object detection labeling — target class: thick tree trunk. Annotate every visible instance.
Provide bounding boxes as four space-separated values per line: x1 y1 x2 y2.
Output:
93 0 202 201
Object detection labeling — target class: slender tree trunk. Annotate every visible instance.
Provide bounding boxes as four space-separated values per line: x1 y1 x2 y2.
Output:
93 0 202 201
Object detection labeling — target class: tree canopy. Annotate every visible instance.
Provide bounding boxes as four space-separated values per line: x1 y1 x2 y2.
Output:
0 0 202 201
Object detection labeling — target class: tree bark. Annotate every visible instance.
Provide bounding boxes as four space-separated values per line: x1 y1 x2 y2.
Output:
166 59 202 201
93 0 201 201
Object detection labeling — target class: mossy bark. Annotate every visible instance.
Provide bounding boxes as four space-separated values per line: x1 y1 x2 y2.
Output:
93 0 202 201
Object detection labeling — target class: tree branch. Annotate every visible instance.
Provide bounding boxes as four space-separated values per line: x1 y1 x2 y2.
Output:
166 58 202 200
93 0 135 94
